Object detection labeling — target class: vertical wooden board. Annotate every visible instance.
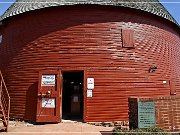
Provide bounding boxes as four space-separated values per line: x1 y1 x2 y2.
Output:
122 29 135 48
170 79 176 95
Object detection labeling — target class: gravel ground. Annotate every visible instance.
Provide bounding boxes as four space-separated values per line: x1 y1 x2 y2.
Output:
8 120 34 127
2 120 113 135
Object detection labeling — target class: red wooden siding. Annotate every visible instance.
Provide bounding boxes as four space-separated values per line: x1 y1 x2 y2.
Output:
0 6 179 122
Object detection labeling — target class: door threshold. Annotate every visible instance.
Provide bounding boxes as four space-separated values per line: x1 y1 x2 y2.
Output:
61 119 83 123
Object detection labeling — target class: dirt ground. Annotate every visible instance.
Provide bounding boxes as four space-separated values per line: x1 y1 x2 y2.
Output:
2 120 113 135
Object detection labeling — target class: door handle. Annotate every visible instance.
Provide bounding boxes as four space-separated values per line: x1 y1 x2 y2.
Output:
38 93 47 97
38 91 51 97
46 90 51 94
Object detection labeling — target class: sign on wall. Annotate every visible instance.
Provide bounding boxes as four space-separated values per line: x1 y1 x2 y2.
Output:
42 74 55 86
42 98 55 108
138 102 156 128
87 78 94 89
87 90 93 97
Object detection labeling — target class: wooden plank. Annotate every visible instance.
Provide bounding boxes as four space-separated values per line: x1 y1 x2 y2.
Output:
122 29 135 48
170 79 176 95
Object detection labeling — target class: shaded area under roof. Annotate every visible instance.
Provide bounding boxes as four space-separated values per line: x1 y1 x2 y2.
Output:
0 0 179 26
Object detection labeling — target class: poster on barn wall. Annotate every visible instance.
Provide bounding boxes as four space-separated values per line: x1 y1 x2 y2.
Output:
87 78 94 89
87 89 93 97
42 98 55 108
42 74 56 86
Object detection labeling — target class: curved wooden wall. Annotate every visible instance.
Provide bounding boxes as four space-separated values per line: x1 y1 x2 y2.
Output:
0 5 179 122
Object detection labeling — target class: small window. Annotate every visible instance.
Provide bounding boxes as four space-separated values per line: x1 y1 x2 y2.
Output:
122 29 135 48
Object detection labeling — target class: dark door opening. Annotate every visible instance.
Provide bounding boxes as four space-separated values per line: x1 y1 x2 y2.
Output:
62 71 84 121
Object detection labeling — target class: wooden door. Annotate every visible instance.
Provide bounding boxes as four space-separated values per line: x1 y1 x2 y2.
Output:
36 70 61 122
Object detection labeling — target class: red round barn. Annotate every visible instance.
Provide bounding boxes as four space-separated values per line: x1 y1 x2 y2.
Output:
0 0 179 122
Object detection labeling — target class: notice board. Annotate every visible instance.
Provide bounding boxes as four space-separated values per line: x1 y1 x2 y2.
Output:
138 101 156 128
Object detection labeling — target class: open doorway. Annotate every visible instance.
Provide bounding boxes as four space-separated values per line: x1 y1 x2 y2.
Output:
62 71 84 121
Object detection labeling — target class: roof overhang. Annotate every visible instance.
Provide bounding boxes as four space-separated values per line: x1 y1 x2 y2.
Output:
1 0 179 27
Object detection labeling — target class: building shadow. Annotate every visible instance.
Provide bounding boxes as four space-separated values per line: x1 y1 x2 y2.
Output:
24 81 38 121
100 131 112 135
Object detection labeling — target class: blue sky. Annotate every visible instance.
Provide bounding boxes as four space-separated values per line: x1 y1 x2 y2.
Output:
0 0 179 24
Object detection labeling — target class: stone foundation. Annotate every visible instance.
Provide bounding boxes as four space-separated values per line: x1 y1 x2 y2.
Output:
88 121 129 129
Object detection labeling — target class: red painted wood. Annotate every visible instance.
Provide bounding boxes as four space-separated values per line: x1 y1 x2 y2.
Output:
170 79 176 95
0 5 179 122
36 70 61 122
122 29 135 48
